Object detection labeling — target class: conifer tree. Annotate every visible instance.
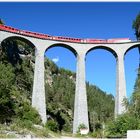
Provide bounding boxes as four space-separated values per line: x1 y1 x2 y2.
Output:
0 19 4 25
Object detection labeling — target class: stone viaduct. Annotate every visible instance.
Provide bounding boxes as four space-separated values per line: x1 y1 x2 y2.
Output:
0 30 140 134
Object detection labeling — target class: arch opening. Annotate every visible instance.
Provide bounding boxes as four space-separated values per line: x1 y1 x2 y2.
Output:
44 44 77 132
86 46 118 58
0 36 36 123
46 43 77 57
86 46 116 132
1 36 36 65
124 45 140 98
124 44 140 57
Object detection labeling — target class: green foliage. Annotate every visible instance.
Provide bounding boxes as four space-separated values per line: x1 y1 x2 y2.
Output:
134 68 140 92
45 61 114 133
45 120 59 132
12 118 33 130
0 63 15 123
90 130 103 138
106 114 139 138
0 63 15 93
106 67 140 138
16 103 41 124
133 12 140 30
0 134 16 138
45 58 58 74
78 123 88 129
77 123 88 134
45 65 75 132
87 82 114 132
125 68 140 119
132 12 140 39
34 128 49 137
0 37 41 127
0 19 4 25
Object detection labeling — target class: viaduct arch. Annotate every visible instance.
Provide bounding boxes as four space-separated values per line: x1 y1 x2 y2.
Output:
1 30 140 134
124 44 140 55
46 43 77 56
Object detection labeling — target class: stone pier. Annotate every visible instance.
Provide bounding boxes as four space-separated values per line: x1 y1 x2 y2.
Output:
73 52 89 134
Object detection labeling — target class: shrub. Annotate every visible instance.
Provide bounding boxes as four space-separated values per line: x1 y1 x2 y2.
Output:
63 123 71 132
22 106 41 124
45 120 58 132
11 118 33 130
77 123 88 134
106 114 139 138
91 130 103 138
15 101 41 124
78 123 88 129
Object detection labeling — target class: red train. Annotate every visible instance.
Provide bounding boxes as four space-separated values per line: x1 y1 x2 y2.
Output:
0 24 131 43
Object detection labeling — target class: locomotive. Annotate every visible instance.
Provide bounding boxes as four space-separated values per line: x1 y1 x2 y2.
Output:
0 24 131 43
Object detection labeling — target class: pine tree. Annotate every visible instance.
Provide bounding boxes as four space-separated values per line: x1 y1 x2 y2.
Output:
134 68 140 92
0 19 4 25
133 12 140 40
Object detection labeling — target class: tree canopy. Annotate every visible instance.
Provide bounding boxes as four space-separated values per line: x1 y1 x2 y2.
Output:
0 18 4 25
132 12 140 39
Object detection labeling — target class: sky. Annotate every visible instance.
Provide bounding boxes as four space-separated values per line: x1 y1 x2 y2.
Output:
0 2 140 97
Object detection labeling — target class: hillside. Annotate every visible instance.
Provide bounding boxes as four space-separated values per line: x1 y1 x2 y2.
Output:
0 38 114 137
45 58 114 132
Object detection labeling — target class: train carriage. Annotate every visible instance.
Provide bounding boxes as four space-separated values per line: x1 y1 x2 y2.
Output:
0 24 131 43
